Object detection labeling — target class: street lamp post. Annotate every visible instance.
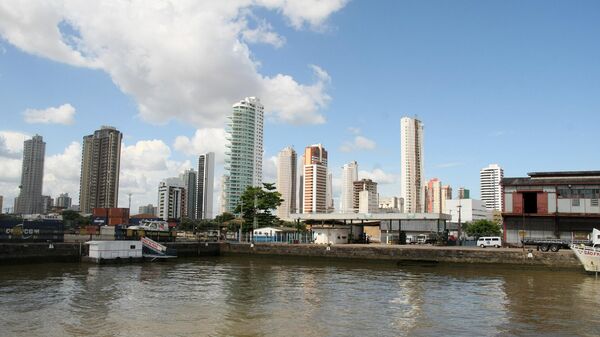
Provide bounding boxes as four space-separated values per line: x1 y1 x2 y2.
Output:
457 204 462 246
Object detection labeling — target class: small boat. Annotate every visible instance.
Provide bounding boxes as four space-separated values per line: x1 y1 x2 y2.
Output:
570 228 600 273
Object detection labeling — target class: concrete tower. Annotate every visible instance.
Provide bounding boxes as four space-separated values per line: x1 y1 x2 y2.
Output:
276 147 297 220
16 134 45 214
197 152 215 219
400 117 424 213
180 169 197 219
303 144 328 214
79 126 122 214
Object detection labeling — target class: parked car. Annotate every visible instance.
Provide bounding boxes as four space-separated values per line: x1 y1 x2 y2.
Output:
477 236 502 248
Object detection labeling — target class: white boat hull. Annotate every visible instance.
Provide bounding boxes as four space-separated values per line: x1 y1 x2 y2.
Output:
570 245 600 273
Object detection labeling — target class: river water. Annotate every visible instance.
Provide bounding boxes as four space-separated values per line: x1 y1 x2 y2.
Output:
1 256 599 337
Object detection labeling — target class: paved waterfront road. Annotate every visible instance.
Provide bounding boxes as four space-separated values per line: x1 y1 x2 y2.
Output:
1 256 599 337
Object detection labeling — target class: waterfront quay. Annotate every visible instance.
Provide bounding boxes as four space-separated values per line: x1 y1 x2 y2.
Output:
0 241 581 269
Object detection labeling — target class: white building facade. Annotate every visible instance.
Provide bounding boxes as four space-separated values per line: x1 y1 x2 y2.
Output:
223 97 264 213
158 177 186 221
340 161 358 213
444 199 493 224
400 117 424 213
480 164 504 212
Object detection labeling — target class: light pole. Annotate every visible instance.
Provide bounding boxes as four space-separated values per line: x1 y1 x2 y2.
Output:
457 204 462 246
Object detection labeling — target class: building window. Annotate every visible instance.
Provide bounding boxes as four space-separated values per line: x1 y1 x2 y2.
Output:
572 198 580 207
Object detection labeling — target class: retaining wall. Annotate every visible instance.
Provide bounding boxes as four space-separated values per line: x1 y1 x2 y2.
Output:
221 243 583 269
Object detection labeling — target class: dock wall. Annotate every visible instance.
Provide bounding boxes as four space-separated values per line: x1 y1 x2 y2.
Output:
0 241 583 269
221 243 582 269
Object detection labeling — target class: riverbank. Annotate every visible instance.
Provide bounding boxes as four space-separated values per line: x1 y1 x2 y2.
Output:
0 241 583 269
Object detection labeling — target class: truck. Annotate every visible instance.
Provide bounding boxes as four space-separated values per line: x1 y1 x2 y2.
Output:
522 237 591 252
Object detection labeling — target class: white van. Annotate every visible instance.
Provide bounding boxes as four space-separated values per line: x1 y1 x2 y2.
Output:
477 236 502 248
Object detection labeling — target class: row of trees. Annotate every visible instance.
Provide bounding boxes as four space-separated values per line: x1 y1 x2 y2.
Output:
179 182 285 233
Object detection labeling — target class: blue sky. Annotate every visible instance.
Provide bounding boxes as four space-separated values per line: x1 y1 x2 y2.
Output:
0 0 599 212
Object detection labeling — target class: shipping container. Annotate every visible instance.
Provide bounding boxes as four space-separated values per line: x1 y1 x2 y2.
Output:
0 219 64 242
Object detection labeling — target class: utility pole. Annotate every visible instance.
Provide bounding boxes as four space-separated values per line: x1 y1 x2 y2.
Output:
457 204 462 246
253 194 258 242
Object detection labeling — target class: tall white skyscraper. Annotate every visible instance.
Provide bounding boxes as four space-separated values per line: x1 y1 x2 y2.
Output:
340 161 358 213
400 117 424 213
276 147 297 220
15 134 45 214
197 152 215 219
480 164 504 211
224 97 264 213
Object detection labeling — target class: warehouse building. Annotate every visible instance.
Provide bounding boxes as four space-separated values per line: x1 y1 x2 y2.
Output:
501 171 600 245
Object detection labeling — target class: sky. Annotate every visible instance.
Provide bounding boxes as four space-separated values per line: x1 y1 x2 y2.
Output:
1 0 599 214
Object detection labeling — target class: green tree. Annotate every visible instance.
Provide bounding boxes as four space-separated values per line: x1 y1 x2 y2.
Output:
233 183 283 232
179 217 198 231
215 212 236 224
464 219 502 238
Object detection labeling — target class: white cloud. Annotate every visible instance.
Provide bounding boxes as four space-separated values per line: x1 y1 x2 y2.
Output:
347 127 361 135
119 139 193 211
340 135 377 153
359 168 398 185
173 128 228 164
121 140 172 171
0 1 347 127
241 17 285 48
23 103 76 125
44 141 81 200
435 162 464 168
0 130 28 158
263 155 278 183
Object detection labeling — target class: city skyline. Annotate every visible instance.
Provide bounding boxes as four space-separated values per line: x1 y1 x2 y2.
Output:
1 1 600 213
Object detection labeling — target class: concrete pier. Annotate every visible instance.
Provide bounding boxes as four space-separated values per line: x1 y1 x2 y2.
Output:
221 243 582 269
0 241 583 269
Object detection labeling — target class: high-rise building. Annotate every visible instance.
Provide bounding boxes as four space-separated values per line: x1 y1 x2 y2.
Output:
158 177 186 220
79 126 122 214
441 185 452 214
41 195 54 214
303 144 328 214
197 152 215 220
424 178 442 213
223 97 264 213
15 135 46 214
353 179 378 213
276 147 297 220
480 164 504 211
326 171 334 213
298 163 304 214
55 193 72 209
400 117 424 213
0 195 3 214
457 187 470 199
340 161 358 212
180 169 197 219
138 204 157 215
